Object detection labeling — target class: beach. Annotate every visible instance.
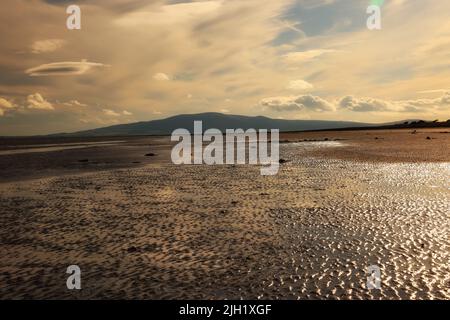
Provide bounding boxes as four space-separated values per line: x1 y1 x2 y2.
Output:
0 129 449 299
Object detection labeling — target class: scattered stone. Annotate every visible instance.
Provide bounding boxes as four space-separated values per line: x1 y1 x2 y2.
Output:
127 246 138 253
426 136 431 140
279 158 289 164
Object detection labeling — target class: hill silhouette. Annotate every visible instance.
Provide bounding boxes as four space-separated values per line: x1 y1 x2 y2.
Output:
52 112 374 137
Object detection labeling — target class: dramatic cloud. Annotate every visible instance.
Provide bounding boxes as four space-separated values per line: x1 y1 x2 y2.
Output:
262 92 450 114
25 60 107 76
42 0 157 12
261 95 335 112
0 97 13 109
417 89 449 94
339 93 450 113
103 109 121 117
283 50 337 63
260 96 301 112
0 97 14 116
31 39 66 54
153 73 170 81
339 96 393 112
27 93 54 110
63 100 88 107
287 80 314 91
115 1 223 27
103 109 133 116
2 0 450 134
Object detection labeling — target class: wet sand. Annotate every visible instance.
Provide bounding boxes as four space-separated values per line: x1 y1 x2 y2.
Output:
280 128 450 163
0 129 449 299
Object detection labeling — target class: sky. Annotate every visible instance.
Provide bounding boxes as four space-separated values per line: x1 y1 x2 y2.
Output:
0 0 449 135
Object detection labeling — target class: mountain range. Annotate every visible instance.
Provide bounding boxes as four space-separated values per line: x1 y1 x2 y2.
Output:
52 113 374 137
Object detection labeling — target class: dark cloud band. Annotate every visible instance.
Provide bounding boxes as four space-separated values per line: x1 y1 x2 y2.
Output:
25 60 107 76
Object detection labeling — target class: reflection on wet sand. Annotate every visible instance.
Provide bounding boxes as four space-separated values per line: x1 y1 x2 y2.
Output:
0 141 126 155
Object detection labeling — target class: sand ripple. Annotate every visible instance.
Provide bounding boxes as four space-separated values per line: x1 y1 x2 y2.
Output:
0 143 449 299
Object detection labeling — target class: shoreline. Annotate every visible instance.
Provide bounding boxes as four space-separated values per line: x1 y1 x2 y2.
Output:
0 128 449 183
